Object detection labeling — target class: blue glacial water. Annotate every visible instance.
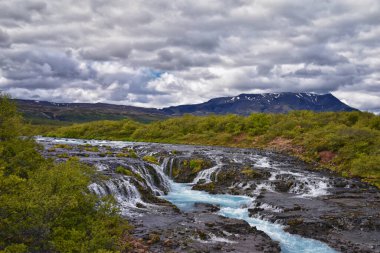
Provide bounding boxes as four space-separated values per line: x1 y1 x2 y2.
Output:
163 181 338 253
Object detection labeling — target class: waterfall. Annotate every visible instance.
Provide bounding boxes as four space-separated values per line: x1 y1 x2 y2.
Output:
151 163 171 193
193 165 221 184
192 156 223 184
170 158 174 178
88 177 145 215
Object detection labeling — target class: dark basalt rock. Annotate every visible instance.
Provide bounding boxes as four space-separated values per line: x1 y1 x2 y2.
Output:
164 156 214 183
194 203 220 213
131 208 281 253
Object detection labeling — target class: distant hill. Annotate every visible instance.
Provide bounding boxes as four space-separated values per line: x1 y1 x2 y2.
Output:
14 99 167 124
161 93 358 115
14 92 357 124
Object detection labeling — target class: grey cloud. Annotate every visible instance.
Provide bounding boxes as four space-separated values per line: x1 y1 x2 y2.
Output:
167 32 220 52
152 49 221 71
0 0 46 24
0 49 95 89
80 43 132 61
0 0 379 112
293 69 322 78
256 65 273 76
0 29 11 47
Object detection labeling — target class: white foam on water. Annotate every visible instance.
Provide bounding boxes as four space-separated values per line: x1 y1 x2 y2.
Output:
88 177 147 216
94 163 109 171
163 182 337 253
193 165 220 184
192 156 223 184
254 156 272 168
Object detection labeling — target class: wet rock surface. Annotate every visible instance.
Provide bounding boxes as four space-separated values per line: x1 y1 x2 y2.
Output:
131 204 280 253
37 137 380 253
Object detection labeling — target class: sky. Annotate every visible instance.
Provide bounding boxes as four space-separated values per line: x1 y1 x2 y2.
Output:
0 0 379 113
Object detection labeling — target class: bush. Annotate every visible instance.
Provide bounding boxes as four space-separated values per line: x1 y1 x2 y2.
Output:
0 94 131 251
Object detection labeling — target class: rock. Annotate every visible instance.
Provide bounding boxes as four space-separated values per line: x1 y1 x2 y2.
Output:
136 202 146 208
194 203 220 213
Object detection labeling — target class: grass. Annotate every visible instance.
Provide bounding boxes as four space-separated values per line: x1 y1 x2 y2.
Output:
39 111 380 187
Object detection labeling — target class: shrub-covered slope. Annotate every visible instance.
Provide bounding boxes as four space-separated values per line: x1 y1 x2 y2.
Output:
0 94 131 252
48 111 380 187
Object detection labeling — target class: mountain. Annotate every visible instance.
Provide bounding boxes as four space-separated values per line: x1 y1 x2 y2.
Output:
14 93 357 124
161 93 357 115
14 99 167 124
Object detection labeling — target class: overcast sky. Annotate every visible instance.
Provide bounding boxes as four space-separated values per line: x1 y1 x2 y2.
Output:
0 0 379 112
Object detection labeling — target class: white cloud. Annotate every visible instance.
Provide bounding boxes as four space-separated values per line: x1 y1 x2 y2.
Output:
0 0 379 112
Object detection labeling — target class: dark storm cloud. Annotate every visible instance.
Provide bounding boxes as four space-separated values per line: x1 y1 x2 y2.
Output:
80 43 132 61
0 0 379 111
0 0 46 24
0 29 11 47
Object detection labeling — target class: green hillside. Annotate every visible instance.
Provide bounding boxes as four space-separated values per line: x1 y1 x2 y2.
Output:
47 112 380 188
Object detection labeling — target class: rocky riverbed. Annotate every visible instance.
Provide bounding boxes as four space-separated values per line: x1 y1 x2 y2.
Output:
36 137 380 253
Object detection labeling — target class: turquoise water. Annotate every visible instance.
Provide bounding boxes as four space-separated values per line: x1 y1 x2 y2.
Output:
164 181 338 253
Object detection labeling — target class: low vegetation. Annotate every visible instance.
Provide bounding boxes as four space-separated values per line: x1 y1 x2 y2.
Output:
0 94 132 252
46 111 380 187
143 155 159 164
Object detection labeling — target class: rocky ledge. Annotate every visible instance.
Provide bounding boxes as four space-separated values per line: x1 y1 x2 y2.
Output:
130 203 280 253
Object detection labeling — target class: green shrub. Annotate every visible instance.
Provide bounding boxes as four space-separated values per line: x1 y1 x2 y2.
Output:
44 110 380 188
0 94 131 251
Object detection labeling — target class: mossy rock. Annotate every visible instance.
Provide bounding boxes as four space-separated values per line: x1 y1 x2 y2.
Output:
57 153 70 158
143 155 159 164
82 145 99 152
241 167 261 179
54 144 73 150
115 166 144 182
217 170 238 185
121 148 138 158
287 218 304 226
116 152 130 158
192 182 217 194
170 157 213 183
148 233 160 244
135 182 167 204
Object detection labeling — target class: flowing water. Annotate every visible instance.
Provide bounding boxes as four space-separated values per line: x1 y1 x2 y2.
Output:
164 182 337 253
37 137 338 253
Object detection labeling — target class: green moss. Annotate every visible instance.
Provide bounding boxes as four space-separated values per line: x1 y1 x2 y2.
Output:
47 147 56 152
57 153 69 158
116 152 130 158
148 233 160 244
80 144 99 152
192 182 216 193
115 149 138 158
121 148 138 158
241 167 260 179
189 159 207 173
287 218 304 226
53 144 73 150
171 166 180 177
143 155 159 164
115 166 143 181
